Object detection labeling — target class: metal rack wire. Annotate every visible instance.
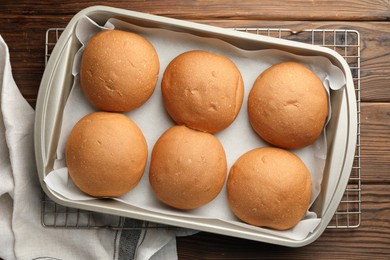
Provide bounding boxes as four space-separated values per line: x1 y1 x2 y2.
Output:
42 27 361 229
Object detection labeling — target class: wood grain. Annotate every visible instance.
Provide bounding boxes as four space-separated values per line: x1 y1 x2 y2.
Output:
177 185 390 259
1 0 390 21
361 103 390 182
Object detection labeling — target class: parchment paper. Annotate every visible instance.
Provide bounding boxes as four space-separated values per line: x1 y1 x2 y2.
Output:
44 15 346 241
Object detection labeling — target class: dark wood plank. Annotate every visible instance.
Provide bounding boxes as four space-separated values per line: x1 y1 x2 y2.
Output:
1 0 390 21
177 184 390 259
361 102 390 183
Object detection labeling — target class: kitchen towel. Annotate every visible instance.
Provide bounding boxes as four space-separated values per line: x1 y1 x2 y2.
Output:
0 35 191 260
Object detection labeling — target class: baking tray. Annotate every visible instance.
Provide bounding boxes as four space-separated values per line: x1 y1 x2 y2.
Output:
42 28 361 230
35 6 357 247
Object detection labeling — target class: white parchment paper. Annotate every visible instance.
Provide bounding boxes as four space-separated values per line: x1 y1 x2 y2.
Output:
44 16 346 241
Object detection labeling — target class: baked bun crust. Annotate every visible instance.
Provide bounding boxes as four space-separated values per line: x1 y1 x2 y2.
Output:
65 112 148 197
227 147 312 230
161 50 244 133
80 30 159 112
149 125 227 210
248 62 328 149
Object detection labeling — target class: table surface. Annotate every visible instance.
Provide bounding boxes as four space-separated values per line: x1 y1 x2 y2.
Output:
1 1 389 258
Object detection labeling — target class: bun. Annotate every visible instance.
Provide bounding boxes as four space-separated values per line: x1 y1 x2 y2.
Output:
227 147 312 230
80 30 159 112
149 125 227 210
161 50 244 133
248 62 328 149
65 112 148 197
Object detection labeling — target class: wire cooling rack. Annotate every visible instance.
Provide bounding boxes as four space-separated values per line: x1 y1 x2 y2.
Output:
233 28 361 229
42 27 361 229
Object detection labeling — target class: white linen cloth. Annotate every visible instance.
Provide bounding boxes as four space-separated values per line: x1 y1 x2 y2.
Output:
0 35 190 260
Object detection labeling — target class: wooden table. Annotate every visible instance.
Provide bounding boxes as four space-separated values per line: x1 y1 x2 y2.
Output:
1 1 389 258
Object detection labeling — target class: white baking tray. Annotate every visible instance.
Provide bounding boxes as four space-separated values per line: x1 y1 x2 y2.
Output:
34 5 357 247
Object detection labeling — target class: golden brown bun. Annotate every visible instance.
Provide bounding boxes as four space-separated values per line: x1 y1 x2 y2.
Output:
65 112 148 197
248 62 328 149
227 147 312 230
80 30 159 112
161 50 244 133
149 125 227 210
